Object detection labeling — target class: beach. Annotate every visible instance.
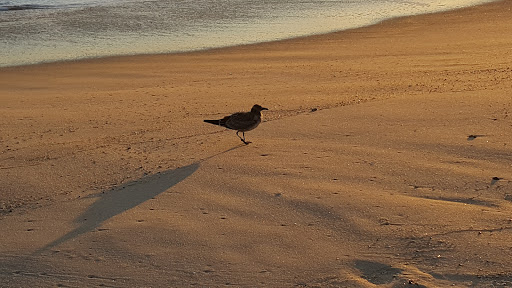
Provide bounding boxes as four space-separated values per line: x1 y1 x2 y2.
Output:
0 0 494 67
1 0 512 286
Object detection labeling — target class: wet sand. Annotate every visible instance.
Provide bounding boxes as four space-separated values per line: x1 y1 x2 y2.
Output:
1 0 512 286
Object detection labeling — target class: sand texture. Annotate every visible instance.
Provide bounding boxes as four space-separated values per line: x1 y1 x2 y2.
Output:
1 1 512 287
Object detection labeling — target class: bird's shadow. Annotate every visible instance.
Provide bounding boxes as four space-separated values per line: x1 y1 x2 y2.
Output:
34 145 243 255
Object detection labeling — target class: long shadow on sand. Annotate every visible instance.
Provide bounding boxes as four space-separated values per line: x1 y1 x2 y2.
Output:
34 144 243 254
35 162 200 254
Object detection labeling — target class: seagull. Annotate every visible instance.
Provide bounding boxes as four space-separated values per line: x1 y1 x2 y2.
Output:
204 104 268 144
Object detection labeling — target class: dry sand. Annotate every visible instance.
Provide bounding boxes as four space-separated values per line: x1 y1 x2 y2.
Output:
1 1 512 287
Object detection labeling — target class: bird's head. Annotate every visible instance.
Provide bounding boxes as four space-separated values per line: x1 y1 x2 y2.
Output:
252 104 268 113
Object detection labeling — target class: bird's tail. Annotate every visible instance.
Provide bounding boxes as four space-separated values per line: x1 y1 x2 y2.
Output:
203 119 222 126
204 116 229 127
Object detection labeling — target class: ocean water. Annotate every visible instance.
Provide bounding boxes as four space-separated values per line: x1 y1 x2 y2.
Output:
0 0 494 67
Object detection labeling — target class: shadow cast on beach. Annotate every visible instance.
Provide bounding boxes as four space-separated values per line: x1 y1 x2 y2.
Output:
35 162 199 254
34 144 244 254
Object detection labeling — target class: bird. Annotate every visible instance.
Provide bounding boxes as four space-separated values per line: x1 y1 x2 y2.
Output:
204 104 268 144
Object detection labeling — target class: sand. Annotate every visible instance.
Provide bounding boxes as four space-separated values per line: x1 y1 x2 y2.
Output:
1 1 512 287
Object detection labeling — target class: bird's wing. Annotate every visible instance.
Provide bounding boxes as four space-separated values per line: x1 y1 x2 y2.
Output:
225 112 259 131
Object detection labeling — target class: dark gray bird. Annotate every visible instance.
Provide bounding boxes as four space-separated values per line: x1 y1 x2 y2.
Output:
204 104 268 144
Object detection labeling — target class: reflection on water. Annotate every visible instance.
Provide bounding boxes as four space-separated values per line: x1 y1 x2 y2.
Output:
0 0 496 67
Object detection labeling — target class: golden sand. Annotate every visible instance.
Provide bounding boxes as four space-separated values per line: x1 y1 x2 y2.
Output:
1 1 511 286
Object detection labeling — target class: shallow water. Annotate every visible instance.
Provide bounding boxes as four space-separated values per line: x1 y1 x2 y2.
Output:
0 0 494 67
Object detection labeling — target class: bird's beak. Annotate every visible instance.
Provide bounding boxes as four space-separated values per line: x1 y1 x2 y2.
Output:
262 107 268 110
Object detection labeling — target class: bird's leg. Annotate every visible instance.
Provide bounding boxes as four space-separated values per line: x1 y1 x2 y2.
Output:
236 131 244 142
242 132 251 145
236 131 250 145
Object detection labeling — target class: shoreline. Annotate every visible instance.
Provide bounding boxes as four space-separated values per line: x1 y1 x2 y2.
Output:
0 0 500 69
1 0 512 286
